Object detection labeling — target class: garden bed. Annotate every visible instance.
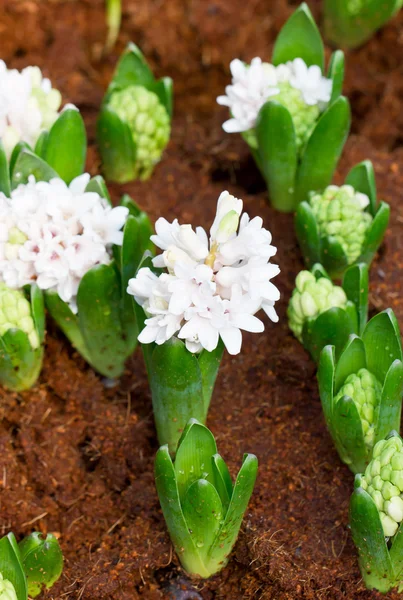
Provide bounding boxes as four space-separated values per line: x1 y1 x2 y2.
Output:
1 0 403 598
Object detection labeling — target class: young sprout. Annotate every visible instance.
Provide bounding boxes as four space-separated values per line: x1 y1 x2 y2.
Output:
296 161 390 279
97 43 173 183
105 0 122 53
128 191 280 451
155 419 258 578
324 0 403 49
19 533 63 598
351 432 403 592
288 263 368 362
217 3 350 212
319 309 403 474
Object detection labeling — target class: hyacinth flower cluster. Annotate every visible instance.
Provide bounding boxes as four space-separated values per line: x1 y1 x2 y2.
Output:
155 419 258 578
97 43 173 183
287 262 368 363
0 531 63 599
324 0 403 49
350 432 403 593
318 309 403 474
217 3 350 212
128 190 280 451
296 160 390 279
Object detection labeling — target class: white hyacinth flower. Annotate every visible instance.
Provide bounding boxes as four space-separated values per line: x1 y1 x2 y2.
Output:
0 175 129 312
0 60 62 158
217 56 332 134
127 191 280 355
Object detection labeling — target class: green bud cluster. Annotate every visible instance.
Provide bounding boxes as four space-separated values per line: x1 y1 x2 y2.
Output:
310 185 373 265
0 573 17 600
288 271 347 341
334 368 381 447
274 82 320 151
361 436 403 537
108 85 170 180
0 284 39 349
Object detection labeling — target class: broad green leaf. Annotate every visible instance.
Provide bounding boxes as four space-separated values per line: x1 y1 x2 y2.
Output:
149 340 205 452
182 479 223 562
255 101 297 212
295 202 321 268
154 445 209 578
327 50 345 105
390 521 403 580
272 3 324 70
0 330 43 391
0 140 11 197
120 194 141 217
375 360 403 444
85 174 112 204
174 419 217 502
19 533 63 598
0 533 28 600
360 201 390 265
109 42 154 93
45 290 92 365
197 340 224 418
333 395 367 473
362 309 403 383
295 96 351 205
30 285 45 344
9 142 31 178
148 77 173 118
77 264 128 378
334 336 366 394
11 149 58 188
320 235 349 279
317 345 336 431
303 306 357 363
345 160 377 215
350 488 394 592
97 106 136 183
342 263 369 336
44 109 86 183
207 454 258 575
212 454 233 514
34 130 49 159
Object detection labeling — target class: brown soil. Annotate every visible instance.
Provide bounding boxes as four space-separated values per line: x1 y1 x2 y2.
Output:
1 1 403 598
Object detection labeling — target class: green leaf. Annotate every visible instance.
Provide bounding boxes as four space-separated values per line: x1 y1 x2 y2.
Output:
360 201 390 265
311 263 331 280
350 488 394 592
120 194 141 217
19 532 63 597
345 160 377 215
77 264 128 378
342 263 369 336
11 149 58 188
97 106 136 183
375 360 403 444
0 330 43 391
295 96 351 205
34 131 49 159
154 445 209 578
327 50 345 105
44 109 86 183
148 77 173 119
303 306 357 363
295 202 321 268
9 142 31 178
0 139 11 197
255 101 297 212
272 3 324 70
212 454 233 514
390 522 403 581
333 395 367 473
174 419 217 502
317 345 336 431
148 339 205 452
85 174 112 205
109 42 154 92
334 336 366 394
362 309 403 383
320 235 349 279
30 285 45 344
197 340 224 419
182 479 223 562
0 533 28 600
207 454 258 575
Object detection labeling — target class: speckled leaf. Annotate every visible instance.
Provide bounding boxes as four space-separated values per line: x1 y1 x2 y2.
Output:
320 235 349 279
19 533 63 598
0 329 43 392
44 109 86 183
212 453 233 514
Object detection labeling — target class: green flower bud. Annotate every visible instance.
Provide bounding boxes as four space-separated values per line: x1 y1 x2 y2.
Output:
0 573 17 600
334 368 382 447
309 185 373 265
288 272 347 341
108 85 170 180
274 82 320 152
362 436 403 537
0 284 39 349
